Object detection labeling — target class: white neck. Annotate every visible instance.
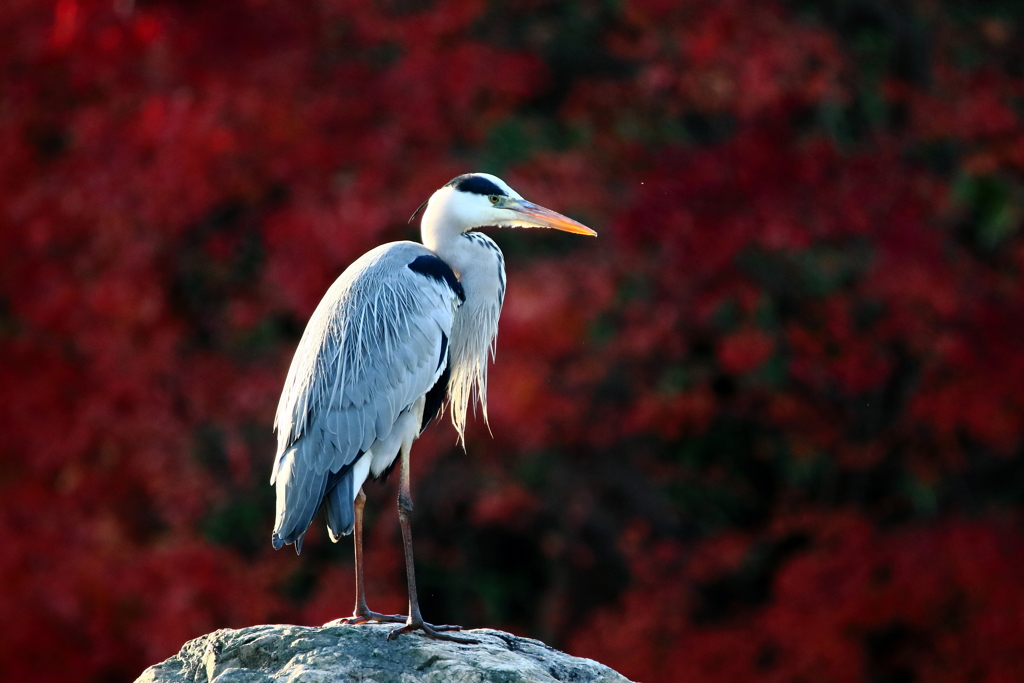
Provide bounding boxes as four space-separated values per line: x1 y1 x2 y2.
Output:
419 192 506 440
421 187 465 257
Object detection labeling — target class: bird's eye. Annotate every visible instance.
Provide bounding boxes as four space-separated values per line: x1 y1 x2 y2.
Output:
488 195 499 204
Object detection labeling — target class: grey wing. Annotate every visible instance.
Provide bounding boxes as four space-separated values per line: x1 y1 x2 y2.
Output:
270 242 460 550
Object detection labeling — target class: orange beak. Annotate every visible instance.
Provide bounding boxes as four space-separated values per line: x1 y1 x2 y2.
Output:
508 199 597 236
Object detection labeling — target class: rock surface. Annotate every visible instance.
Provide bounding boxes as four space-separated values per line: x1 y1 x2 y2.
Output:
135 622 633 683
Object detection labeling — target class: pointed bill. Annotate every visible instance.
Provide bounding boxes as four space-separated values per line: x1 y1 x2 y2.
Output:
507 199 597 236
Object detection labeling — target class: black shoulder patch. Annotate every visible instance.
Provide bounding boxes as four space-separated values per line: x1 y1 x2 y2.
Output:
408 254 465 303
445 174 507 197
436 332 449 371
420 346 451 434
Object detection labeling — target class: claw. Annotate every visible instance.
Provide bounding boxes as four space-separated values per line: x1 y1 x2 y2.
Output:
329 609 407 626
388 618 479 644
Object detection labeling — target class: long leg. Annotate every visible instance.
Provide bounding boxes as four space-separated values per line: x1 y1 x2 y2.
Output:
341 488 405 625
388 442 478 644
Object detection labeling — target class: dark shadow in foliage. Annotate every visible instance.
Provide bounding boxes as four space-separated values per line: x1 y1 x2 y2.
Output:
864 622 929 683
664 416 782 535
168 183 289 357
796 0 932 85
690 532 811 625
418 524 549 629
682 111 738 147
474 1 636 116
168 201 264 351
25 122 70 163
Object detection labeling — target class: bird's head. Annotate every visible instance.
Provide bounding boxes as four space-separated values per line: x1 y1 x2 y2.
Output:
415 172 597 241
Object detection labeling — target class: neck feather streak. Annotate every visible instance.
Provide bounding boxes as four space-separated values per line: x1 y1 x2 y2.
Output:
430 231 505 441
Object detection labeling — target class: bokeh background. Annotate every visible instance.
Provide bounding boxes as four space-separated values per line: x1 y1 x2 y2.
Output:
3 0 1024 681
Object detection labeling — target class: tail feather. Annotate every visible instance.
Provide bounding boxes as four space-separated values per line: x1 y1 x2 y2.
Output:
271 445 328 553
324 468 355 542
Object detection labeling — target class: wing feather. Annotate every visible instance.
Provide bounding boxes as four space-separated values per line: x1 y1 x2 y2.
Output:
270 242 460 548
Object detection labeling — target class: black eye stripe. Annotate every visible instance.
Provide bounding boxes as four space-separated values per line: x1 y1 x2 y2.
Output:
445 174 507 197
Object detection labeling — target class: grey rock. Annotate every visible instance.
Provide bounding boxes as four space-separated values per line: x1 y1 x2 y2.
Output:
135 622 633 683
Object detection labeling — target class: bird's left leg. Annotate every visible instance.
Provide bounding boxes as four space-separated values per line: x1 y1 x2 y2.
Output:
339 487 405 625
388 442 478 644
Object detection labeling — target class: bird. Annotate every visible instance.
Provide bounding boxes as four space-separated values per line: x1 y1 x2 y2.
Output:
269 172 596 642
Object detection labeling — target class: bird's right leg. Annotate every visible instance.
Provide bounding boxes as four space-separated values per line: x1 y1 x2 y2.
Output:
340 488 405 625
388 442 478 644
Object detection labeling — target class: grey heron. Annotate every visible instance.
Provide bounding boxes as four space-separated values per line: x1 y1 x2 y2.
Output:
270 173 596 642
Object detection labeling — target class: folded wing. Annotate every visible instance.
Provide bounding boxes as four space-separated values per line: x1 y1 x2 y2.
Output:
270 241 462 551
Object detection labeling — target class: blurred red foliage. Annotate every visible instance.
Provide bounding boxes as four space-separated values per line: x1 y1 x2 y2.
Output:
2 1 1024 682
573 514 1024 682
